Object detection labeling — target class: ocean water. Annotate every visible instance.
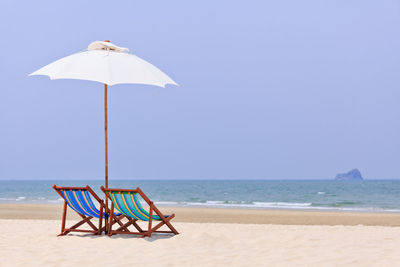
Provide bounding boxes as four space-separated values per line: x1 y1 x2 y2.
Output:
0 180 399 213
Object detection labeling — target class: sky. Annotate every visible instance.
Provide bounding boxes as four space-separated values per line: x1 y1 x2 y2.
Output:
1 0 400 180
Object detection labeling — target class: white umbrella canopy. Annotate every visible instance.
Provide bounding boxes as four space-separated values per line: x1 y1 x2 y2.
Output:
29 41 178 215
29 41 177 87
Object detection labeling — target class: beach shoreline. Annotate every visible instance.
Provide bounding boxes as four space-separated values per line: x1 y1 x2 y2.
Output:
2 203 400 226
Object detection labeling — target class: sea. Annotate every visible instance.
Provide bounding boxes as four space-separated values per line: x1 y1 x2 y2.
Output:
0 180 399 213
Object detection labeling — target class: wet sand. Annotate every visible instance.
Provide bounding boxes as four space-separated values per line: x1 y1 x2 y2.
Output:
1 203 400 226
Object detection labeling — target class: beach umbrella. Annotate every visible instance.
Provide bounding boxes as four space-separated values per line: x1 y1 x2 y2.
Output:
29 40 178 210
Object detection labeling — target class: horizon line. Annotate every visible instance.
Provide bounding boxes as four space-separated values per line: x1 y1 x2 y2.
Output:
0 178 399 181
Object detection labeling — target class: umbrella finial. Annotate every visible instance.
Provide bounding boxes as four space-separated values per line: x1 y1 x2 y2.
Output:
87 40 129 53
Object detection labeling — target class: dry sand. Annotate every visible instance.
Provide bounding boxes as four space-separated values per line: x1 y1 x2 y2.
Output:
1 204 400 266
1 219 400 267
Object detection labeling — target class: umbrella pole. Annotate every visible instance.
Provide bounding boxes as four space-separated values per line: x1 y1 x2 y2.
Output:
104 40 111 234
104 83 109 233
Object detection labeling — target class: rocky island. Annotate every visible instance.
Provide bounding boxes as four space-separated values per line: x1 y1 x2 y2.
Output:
334 169 364 181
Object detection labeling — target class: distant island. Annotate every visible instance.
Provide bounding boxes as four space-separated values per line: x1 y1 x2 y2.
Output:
334 169 364 181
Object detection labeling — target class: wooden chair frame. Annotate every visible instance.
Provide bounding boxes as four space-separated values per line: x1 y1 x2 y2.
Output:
101 186 179 237
53 185 105 236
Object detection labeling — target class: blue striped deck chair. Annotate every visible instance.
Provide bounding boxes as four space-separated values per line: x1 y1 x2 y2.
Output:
53 185 106 236
101 186 178 237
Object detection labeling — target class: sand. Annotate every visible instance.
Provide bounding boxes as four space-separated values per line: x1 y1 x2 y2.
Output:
1 204 400 266
1 203 400 226
1 219 400 267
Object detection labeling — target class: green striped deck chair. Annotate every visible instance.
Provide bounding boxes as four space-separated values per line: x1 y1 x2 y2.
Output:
101 186 178 237
53 185 106 236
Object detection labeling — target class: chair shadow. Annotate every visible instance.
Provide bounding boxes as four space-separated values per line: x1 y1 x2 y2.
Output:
65 233 176 241
65 233 105 239
144 234 177 242
110 233 176 242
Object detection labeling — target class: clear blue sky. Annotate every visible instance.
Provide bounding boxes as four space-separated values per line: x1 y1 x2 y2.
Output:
1 0 400 180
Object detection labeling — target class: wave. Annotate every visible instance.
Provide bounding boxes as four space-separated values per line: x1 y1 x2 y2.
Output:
47 198 64 203
155 200 313 209
253 202 312 208
0 196 63 203
0 196 27 202
0 197 18 201
153 201 180 206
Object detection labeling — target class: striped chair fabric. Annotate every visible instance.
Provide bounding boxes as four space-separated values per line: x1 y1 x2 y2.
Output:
60 190 103 218
109 191 165 221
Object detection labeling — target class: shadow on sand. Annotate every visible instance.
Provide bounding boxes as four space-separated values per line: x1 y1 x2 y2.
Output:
65 233 177 242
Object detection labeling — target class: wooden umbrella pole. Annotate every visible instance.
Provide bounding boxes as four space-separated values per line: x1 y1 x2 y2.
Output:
104 39 110 193
104 83 109 234
104 40 111 234
104 84 108 193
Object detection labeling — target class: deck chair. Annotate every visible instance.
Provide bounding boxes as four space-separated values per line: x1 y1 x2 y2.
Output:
101 186 179 237
53 185 106 236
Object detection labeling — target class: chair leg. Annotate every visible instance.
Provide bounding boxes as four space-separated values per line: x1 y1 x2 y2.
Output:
115 216 136 231
63 215 95 235
151 205 179 235
76 213 98 231
58 202 67 236
130 218 145 233
147 204 153 237
98 202 104 235
163 214 179 235
114 215 132 232
151 214 178 236
107 204 115 236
